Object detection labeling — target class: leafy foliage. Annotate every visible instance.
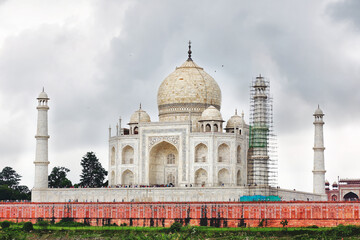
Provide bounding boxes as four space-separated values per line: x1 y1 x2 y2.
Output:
48 166 72 188
79 152 107 188
0 167 30 200
55 218 88 227
0 167 21 188
169 221 182 233
22 222 33 232
1 221 10 229
36 220 50 229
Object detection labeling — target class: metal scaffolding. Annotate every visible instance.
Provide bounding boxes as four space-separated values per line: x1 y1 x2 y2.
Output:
247 75 278 187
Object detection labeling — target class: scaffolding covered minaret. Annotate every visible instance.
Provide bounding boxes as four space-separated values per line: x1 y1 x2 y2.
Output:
248 75 277 187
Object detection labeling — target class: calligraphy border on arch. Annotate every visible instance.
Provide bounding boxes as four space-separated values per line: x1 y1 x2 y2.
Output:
148 136 180 150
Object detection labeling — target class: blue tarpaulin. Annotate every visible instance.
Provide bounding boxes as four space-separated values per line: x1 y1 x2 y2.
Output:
239 195 281 202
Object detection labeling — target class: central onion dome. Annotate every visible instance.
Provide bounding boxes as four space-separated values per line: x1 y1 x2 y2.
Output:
157 42 221 122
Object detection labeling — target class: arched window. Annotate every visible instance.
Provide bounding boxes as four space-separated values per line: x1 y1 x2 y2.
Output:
195 143 208 163
218 168 230 186
122 170 134 185
111 147 116 165
195 168 208 187
236 145 241 163
331 195 337 201
110 171 115 186
213 124 218 132
167 153 175 164
122 146 134 164
134 126 138 134
236 170 241 186
166 173 175 185
218 143 230 163
205 124 211 132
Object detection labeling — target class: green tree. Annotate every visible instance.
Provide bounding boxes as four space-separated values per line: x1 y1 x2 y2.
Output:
0 167 21 188
0 167 30 200
12 185 31 200
79 152 107 188
0 185 13 200
23 222 33 232
48 166 72 188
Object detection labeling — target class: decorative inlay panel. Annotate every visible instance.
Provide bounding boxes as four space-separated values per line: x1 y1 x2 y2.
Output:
148 136 179 149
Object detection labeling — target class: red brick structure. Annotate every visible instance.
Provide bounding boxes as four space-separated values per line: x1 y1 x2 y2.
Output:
326 179 360 201
1 201 360 227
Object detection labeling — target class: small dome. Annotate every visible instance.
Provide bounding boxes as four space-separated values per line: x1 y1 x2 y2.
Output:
332 181 338 187
226 111 246 129
314 105 324 116
325 180 330 186
200 106 223 121
129 109 151 124
37 90 49 99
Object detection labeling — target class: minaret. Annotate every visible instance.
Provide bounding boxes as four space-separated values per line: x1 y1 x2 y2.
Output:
313 105 326 195
248 74 270 186
33 88 50 190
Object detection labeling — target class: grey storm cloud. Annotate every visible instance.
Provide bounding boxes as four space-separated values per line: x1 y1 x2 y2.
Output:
0 0 359 191
328 0 360 31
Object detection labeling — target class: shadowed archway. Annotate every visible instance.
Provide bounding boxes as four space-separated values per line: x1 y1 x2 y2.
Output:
344 192 359 201
149 141 178 185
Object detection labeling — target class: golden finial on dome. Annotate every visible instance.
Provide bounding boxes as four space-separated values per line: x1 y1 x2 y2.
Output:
187 40 192 61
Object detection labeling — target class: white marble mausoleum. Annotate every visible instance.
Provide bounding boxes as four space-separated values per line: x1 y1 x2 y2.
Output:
31 43 327 202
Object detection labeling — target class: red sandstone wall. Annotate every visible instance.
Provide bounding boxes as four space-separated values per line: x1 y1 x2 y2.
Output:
0 201 359 227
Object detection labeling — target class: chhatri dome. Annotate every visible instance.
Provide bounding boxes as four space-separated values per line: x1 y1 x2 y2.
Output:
37 88 49 100
200 105 223 121
226 110 246 129
129 105 151 124
157 42 221 122
314 105 324 116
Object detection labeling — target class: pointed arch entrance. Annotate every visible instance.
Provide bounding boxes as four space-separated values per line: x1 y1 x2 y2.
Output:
122 170 134 185
344 192 359 201
195 168 208 187
218 168 230 186
149 141 178 186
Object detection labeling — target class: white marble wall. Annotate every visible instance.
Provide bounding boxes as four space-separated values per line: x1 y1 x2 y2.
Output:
108 122 249 188
32 186 326 202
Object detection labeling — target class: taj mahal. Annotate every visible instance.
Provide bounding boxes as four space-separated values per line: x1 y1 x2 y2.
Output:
31 43 327 202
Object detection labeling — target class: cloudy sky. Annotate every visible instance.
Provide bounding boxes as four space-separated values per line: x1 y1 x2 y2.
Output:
0 0 359 193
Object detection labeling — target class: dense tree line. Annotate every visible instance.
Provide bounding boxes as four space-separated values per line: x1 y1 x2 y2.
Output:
0 151 107 200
